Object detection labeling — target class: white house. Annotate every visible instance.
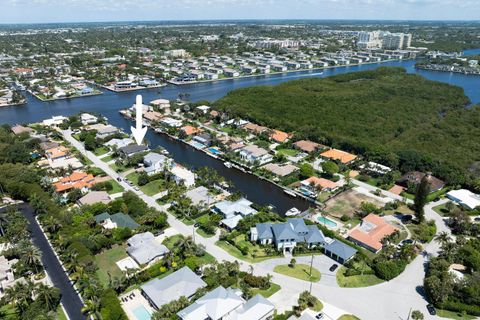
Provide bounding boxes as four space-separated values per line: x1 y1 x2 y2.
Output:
238 145 273 165
144 152 171 176
447 189 480 210
196 105 210 114
161 117 182 128
80 113 98 125
171 165 196 187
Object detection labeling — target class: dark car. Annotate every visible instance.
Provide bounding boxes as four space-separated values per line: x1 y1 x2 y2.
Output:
329 264 339 272
427 304 436 315
315 313 324 319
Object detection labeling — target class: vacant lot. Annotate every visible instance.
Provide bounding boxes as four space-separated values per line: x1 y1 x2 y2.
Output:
325 189 384 218
95 245 128 287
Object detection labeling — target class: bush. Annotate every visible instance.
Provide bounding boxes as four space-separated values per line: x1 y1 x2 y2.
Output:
373 259 407 280
243 274 270 289
100 289 128 320
438 300 480 316
340 214 350 222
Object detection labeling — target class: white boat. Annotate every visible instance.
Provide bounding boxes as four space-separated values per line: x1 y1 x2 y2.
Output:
224 162 233 168
285 207 301 217
284 189 297 197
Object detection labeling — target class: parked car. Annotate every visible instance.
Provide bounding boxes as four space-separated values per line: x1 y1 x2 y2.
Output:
427 304 436 315
329 264 339 272
315 313 324 319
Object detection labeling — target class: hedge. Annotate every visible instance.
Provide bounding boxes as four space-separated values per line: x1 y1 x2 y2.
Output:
438 300 480 316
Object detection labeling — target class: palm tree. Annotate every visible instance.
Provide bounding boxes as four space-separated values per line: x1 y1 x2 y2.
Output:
82 295 101 319
435 231 452 247
20 243 42 274
34 283 59 311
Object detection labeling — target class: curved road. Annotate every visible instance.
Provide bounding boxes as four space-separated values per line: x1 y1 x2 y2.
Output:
5 203 86 320
64 130 451 320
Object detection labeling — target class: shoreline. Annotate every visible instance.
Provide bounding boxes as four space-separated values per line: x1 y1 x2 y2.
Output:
93 82 167 93
28 90 103 102
167 58 408 86
415 65 480 75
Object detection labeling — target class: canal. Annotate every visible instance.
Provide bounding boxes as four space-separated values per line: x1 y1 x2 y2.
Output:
1 57 479 213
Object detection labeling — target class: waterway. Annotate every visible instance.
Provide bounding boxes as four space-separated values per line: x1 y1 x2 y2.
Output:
1 56 479 213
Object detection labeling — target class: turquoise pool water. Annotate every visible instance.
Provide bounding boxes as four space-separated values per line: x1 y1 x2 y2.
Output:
317 216 338 228
208 147 222 155
133 305 151 320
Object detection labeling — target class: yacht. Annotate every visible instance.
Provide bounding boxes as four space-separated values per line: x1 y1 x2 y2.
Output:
224 162 233 168
285 207 301 217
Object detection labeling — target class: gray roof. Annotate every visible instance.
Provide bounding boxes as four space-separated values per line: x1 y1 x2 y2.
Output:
144 152 167 165
214 198 257 218
271 223 299 242
141 266 206 309
256 223 273 240
118 144 149 156
304 226 326 244
127 232 170 265
289 218 309 234
324 240 357 261
185 186 212 206
78 191 111 206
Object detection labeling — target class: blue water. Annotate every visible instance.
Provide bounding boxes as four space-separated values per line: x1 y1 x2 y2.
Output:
317 216 338 228
1 54 479 213
132 305 151 320
208 147 222 155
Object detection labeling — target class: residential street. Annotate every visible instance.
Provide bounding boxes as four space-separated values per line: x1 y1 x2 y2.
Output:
63 129 450 320
2 203 86 320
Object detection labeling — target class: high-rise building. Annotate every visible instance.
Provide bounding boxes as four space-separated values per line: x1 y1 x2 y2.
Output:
357 31 412 50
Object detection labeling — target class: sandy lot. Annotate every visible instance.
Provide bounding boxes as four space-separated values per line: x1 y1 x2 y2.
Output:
324 189 384 218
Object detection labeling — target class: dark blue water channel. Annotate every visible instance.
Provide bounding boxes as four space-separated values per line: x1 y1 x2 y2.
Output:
1 55 479 213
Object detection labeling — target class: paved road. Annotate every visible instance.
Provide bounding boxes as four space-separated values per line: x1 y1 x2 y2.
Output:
351 178 413 204
2 203 86 320
64 129 452 320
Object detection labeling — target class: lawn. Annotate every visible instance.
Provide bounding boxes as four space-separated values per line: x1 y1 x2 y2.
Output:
276 149 299 157
141 180 166 196
215 239 277 263
336 266 384 288
384 204 414 216
337 315 361 320
163 234 184 249
57 305 68 320
273 264 321 282
94 245 128 287
433 203 450 216
437 309 476 320
107 179 124 194
94 147 109 156
126 172 140 185
251 283 281 298
101 155 115 163
0 305 17 320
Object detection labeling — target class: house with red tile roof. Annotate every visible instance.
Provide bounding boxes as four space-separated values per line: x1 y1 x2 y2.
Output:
269 129 291 143
53 171 96 193
320 148 357 164
348 213 398 253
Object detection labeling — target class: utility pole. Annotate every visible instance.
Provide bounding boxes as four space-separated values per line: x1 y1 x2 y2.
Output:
309 253 314 293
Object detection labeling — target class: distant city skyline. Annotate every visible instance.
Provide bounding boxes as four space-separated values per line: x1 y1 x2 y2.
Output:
0 0 479 24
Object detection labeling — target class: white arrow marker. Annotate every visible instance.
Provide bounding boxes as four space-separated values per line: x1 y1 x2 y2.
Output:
131 94 148 145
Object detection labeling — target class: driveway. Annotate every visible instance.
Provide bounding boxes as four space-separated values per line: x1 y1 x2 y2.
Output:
256 254 340 287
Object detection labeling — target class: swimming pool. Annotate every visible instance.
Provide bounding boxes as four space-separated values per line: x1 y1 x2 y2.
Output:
317 216 338 228
208 147 222 155
132 305 151 320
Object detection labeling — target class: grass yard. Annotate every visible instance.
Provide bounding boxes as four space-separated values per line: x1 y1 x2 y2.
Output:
163 234 184 249
94 147 109 156
276 149 299 157
250 283 281 298
433 203 451 216
101 155 115 163
325 189 384 218
273 264 321 282
57 305 68 320
337 315 361 320
141 180 166 196
94 245 128 287
215 239 276 263
437 309 476 320
107 179 124 194
0 305 17 320
336 266 384 288
126 172 140 185
384 204 414 216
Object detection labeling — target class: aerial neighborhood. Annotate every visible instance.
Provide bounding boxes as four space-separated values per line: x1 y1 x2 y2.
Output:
0 18 480 320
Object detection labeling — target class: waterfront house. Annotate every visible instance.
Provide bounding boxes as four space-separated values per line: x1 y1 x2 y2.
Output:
238 145 273 165
250 218 327 253
262 163 298 177
396 171 445 193
161 117 183 128
42 116 67 127
11 125 34 136
150 99 171 111
95 125 119 140
170 165 196 188
446 189 480 210
94 212 139 230
53 171 96 193
300 177 338 196
80 113 98 125
118 144 150 158
348 213 398 253
185 186 215 207
126 232 170 265
142 266 207 310
193 133 212 147
105 138 134 149
143 152 171 176
320 148 357 164
196 105 210 114
77 191 111 206
213 198 257 230
144 111 164 123
181 125 202 136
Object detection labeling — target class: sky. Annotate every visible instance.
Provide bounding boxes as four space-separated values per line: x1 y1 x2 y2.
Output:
0 0 479 24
